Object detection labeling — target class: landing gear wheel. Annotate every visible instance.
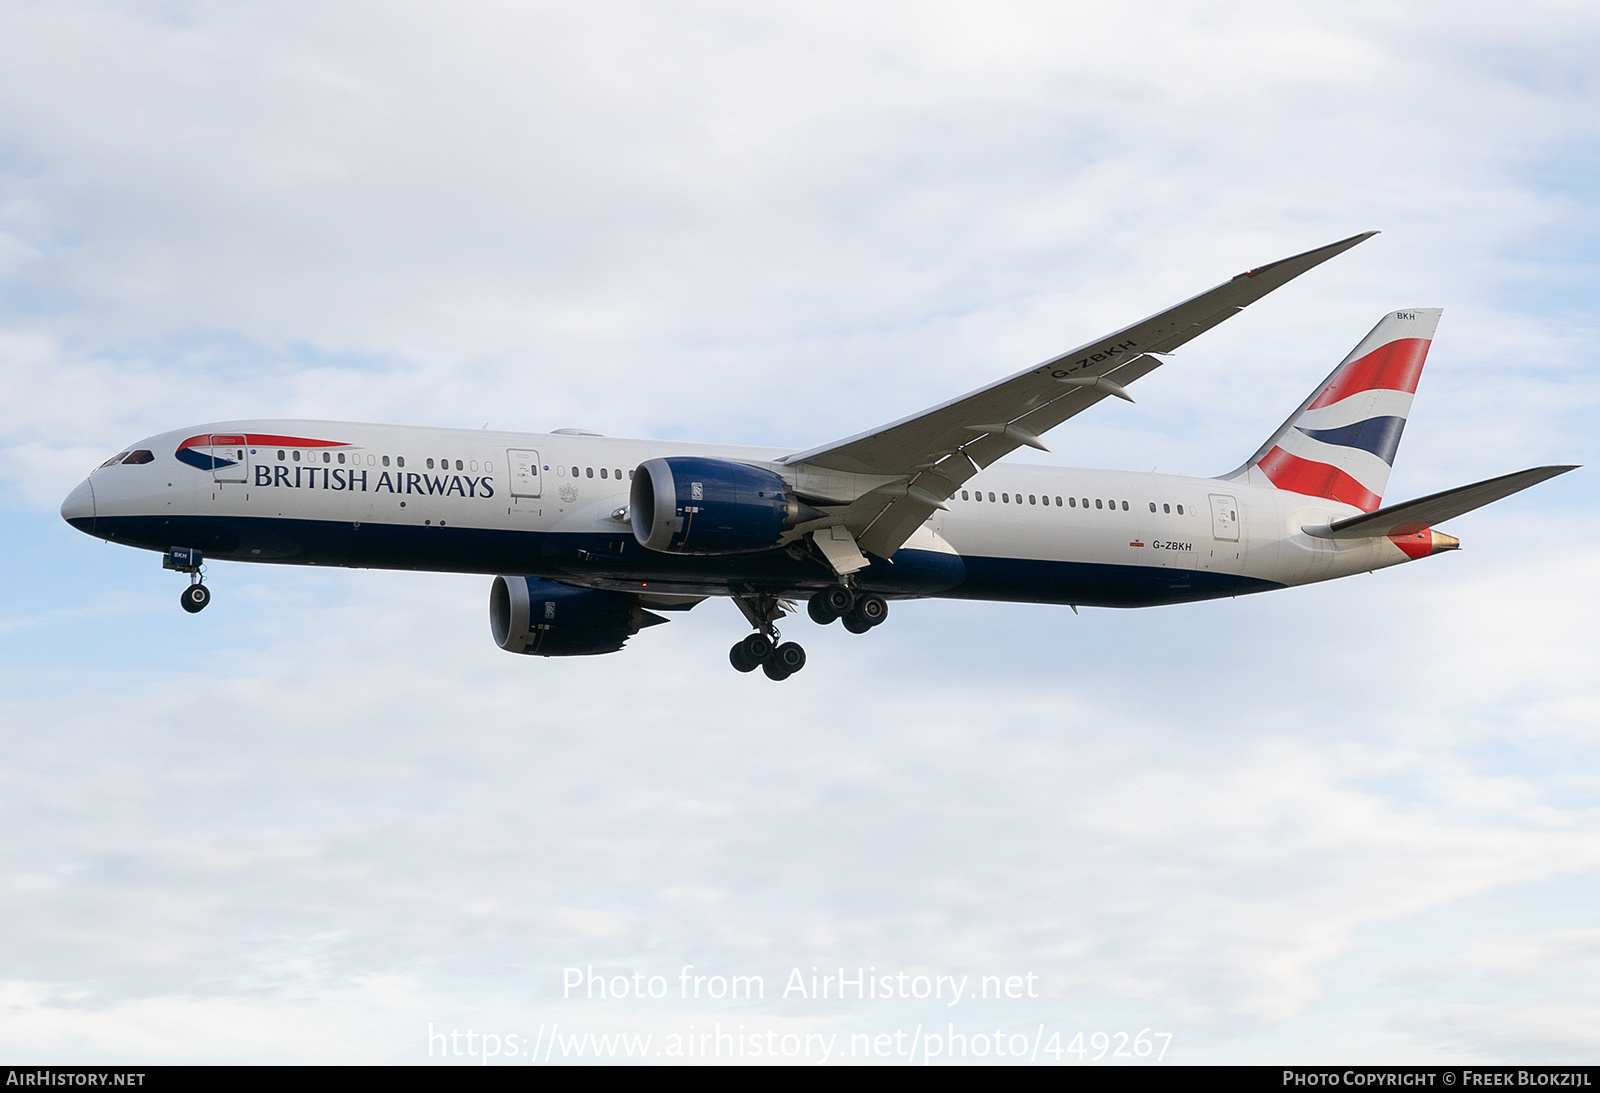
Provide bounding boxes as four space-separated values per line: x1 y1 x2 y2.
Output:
729 641 759 673
807 595 835 625
180 583 211 614
822 584 855 617
772 641 806 675
842 614 872 634
739 633 773 663
852 593 888 628
761 658 791 680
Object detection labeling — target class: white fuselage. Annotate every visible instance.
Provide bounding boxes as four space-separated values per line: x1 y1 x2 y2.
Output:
65 419 1423 609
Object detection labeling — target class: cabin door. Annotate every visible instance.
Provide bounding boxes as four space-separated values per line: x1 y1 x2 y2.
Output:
209 434 249 483
508 449 543 498
1208 493 1240 541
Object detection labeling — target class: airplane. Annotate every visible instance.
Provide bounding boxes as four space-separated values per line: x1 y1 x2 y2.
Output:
59 232 1576 680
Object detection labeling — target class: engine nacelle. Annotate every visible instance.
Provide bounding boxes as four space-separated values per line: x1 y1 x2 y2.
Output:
630 456 819 554
490 576 661 657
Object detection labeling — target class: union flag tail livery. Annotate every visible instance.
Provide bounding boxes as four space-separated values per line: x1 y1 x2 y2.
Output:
59 234 1577 680
1226 309 1441 512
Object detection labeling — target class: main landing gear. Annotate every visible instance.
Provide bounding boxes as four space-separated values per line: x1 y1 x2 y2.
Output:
164 546 211 613
728 584 889 680
806 583 888 634
729 592 807 681
728 632 807 680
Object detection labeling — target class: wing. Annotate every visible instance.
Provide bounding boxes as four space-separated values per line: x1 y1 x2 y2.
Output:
780 231 1378 559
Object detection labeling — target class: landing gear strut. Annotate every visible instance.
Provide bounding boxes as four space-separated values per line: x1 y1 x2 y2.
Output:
164 546 211 613
729 592 806 681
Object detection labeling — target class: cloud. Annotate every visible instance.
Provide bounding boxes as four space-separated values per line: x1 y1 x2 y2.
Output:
0 0 1596 1063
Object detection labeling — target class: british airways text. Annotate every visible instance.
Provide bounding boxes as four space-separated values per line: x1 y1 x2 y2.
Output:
252 465 496 498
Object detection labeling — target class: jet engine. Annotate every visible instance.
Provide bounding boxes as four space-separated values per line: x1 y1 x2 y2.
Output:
630 456 822 555
490 576 665 656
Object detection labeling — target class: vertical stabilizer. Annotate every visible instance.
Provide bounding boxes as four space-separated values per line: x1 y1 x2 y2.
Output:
1223 309 1441 511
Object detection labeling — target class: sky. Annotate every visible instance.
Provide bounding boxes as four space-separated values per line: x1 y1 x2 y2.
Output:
1 0 1597 1065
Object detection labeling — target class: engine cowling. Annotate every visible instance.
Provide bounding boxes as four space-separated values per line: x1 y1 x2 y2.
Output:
630 456 819 554
490 576 663 656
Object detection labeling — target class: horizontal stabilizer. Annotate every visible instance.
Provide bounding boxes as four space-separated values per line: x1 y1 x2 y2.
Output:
1302 465 1577 539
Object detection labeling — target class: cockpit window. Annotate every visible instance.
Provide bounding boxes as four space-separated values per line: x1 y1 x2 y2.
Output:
99 452 130 468
122 450 155 464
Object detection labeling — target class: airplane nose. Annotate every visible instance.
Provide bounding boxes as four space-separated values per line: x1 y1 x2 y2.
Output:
61 477 96 529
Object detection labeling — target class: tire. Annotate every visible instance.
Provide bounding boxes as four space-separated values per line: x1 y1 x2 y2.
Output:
822 584 855 616
729 641 758 673
740 633 773 662
807 595 836 625
180 584 210 614
773 641 806 674
842 614 871 634
855 593 888 627
761 658 791 681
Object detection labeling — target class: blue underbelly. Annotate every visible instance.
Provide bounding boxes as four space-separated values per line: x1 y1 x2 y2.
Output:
80 514 1280 607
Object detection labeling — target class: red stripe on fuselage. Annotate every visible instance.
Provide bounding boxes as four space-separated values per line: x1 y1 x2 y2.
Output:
177 433 349 450
1257 446 1382 511
1307 338 1431 409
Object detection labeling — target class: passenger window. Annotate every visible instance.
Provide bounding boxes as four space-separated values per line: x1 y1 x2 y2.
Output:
1122 501 1129 511
1176 504 1183 515
1163 503 1170 513
1041 495 1049 506
988 492 995 502
277 449 285 461
338 452 346 464
614 469 622 479
426 458 434 469
293 451 301 462
1081 498 1089 508
397 456 406 467
124 450 154 464
1027 495 1035 504
1002 493 1009 503
600 468 608 479
1069 497 1076 507
627 469 634 479
1149 502 1155 512
382 456 390 467
1095 499 1103 509
961 490 969 500
586 467 594 478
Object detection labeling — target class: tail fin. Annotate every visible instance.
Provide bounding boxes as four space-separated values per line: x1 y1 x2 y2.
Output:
1223 309 1442 511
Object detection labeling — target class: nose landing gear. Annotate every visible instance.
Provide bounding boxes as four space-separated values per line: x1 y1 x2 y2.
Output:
164 546 211 613
180 581 211 613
